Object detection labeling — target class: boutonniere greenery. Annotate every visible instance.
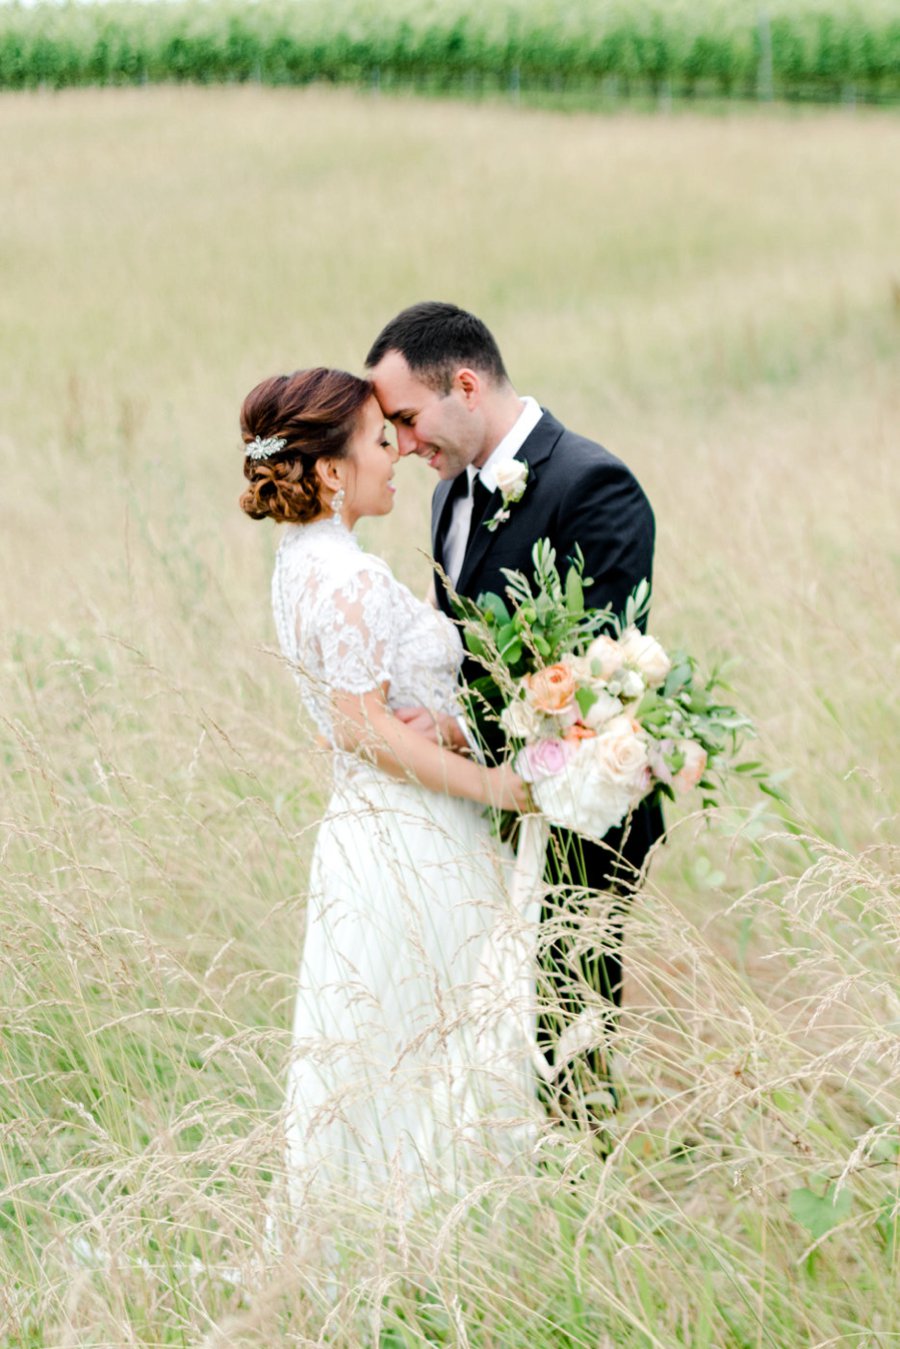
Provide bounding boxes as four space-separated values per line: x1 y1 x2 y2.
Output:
484 460 529 533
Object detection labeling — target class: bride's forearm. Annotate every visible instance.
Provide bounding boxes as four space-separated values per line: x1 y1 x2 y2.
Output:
332 689 510 807
393 705 473 754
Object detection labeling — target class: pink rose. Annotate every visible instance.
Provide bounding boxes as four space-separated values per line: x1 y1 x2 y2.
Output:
515 737 575 783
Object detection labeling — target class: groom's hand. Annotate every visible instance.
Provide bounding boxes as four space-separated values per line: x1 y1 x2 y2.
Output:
394 706 469 752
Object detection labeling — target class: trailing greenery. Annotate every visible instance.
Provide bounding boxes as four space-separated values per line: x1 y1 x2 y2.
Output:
0 0 898 103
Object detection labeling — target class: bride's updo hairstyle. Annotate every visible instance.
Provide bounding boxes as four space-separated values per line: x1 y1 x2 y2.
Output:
239 368 373 524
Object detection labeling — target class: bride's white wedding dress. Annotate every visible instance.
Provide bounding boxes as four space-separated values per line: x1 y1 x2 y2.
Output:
271 517 540 1206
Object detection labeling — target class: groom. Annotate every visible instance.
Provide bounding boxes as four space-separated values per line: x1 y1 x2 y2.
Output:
365 301 664 1120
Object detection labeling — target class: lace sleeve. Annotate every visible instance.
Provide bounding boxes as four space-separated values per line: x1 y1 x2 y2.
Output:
316 565 398 696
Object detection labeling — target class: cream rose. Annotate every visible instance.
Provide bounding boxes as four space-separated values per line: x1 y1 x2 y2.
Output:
561 652 592 681
585 633 624 681
584 688 623 729
604 713 642 736
500 695 543 740
590 719 650 798
618 626 671 690
494 459 528 501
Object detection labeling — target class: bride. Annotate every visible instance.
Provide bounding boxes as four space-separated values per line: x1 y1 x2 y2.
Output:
239 367 540 1210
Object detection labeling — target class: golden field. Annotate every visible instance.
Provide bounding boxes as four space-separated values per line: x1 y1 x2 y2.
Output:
1 86 898 1345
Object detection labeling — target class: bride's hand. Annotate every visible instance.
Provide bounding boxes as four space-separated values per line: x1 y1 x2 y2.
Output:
485 764 532 814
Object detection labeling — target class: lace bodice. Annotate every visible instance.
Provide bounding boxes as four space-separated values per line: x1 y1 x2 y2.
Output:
272 519 464 755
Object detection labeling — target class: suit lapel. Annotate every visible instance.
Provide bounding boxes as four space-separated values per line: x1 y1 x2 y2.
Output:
455 410 564 597
431 477 456 571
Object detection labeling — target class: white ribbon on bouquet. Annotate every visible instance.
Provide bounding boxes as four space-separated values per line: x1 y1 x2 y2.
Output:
470 812 552 1085
475 808 626 1094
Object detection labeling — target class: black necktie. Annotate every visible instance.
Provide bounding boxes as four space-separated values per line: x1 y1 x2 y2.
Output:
438 470 471 558
468 475 492 541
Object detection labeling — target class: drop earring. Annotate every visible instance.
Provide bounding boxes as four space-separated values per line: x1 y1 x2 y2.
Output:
331 485 346 523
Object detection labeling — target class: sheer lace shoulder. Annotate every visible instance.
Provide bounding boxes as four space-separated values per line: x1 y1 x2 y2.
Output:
273 521 395 692
318 563 398 695
271 519 464 751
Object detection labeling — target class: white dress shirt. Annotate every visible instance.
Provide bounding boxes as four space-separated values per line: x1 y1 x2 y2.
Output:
444 395 542 586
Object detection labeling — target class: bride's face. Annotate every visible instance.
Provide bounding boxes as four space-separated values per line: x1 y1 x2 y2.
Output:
343 396 398 525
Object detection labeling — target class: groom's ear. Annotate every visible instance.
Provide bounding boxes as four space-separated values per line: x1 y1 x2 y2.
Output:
453 367 481 407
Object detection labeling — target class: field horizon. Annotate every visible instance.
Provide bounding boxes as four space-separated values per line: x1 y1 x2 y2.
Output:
1 84 898 1345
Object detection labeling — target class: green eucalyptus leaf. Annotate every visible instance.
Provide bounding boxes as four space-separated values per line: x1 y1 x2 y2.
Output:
664 663 692 697
575 686 598 718
480 591 512 626
565 566 584 616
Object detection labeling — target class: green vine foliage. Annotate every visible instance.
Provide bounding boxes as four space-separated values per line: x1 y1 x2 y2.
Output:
1 0 897 103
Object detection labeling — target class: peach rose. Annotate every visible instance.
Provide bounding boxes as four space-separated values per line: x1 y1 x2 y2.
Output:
563 722 597 743
526 662 576 714
674 740 708 794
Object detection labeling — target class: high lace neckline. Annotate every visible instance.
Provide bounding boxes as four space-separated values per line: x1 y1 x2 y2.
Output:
284 516 357 544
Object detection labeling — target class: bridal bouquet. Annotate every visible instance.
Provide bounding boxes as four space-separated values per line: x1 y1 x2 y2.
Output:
456 541 766 840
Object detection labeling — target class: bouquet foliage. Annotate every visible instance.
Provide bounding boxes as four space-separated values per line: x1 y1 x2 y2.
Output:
455 541 767 839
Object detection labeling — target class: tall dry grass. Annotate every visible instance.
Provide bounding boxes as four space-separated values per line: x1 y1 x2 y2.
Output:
1 86 898 1345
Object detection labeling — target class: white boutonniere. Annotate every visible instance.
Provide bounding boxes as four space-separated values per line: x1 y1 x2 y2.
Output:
484 460 529 532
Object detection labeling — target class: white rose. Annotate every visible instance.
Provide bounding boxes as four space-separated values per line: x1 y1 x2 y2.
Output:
609 667 645 701
500 695 543 740
604 713 638 737
618 626 671 690
494 459 528 502
532 746 633 840
532 724 652 839
561 652 592 681
583 688 622 729
585 633 624 681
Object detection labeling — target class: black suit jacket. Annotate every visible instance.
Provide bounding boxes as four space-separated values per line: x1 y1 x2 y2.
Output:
433 409 655 654
432 408 664 873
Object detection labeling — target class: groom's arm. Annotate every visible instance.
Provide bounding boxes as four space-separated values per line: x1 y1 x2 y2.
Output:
554 457 655 627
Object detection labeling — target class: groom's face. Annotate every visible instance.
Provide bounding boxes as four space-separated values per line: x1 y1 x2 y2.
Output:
370 350 481 481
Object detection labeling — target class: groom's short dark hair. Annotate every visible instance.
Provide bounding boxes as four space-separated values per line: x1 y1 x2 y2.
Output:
365 301 509 394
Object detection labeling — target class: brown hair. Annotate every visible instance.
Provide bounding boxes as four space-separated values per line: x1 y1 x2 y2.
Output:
365 301 508 394
239 368 372 524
